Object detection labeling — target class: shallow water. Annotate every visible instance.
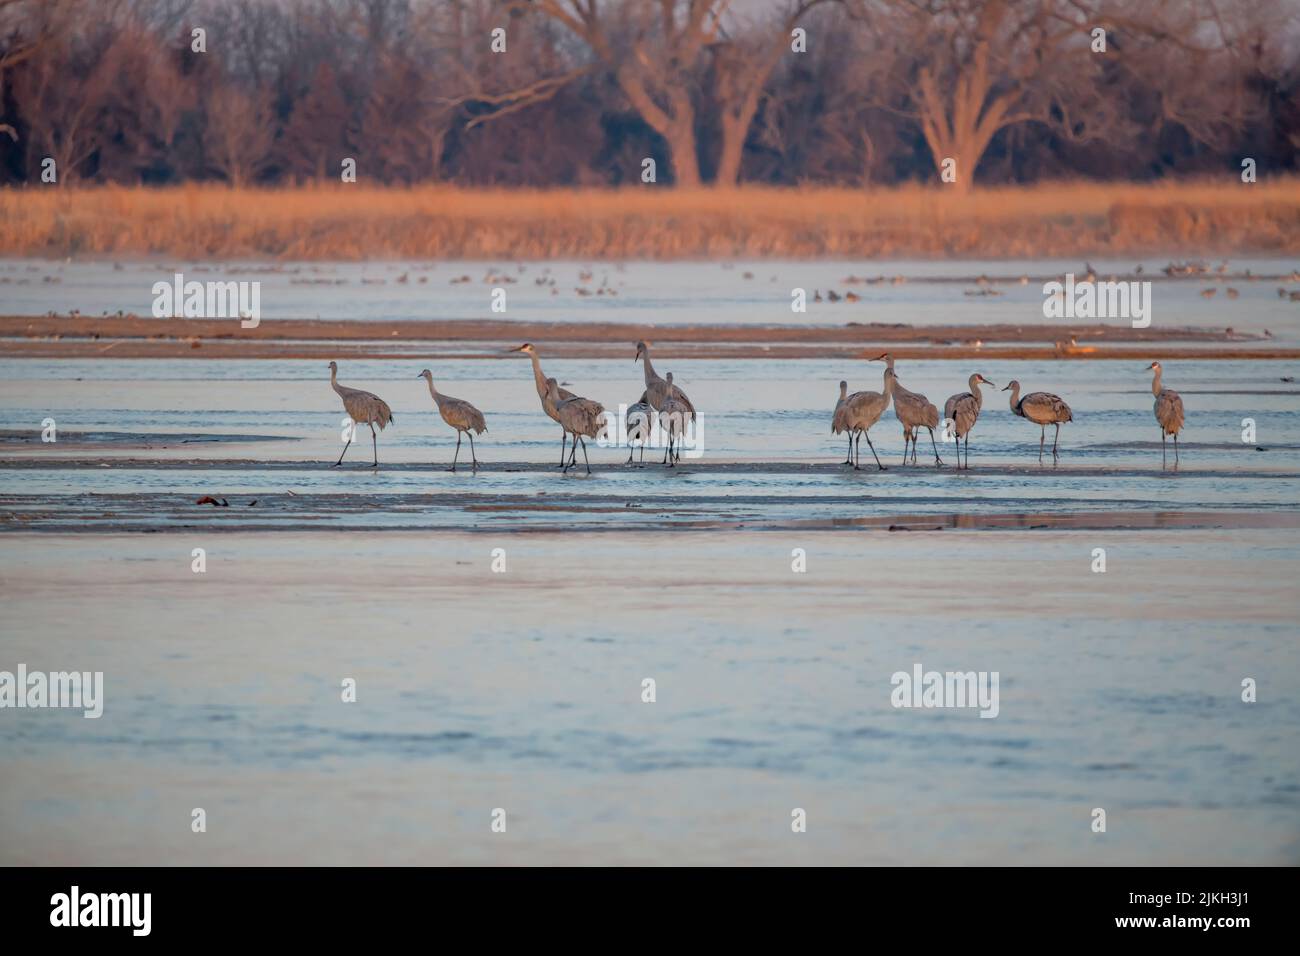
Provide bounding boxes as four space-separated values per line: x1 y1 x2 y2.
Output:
1 530 1297 865
5 256 1300 339
1 356 1297 531
2 259 1299 865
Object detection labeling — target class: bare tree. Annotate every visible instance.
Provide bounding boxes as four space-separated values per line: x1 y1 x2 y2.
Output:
203 86 276 186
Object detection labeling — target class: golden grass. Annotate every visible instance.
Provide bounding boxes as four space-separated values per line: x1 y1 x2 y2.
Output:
2 180 1298 259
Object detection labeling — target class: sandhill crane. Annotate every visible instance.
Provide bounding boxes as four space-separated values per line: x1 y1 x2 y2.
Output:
831 380 854 465
635 340 696 463
625 399 652 466
511 343 577 468
545 378 605 474
659 372 691 467
634 341 696 414
874 353 942 466
1003 380 1073 462
842 366 896 470
1146 361 1185 468
943 373 996 470
328 360 393 468
418 369 487 472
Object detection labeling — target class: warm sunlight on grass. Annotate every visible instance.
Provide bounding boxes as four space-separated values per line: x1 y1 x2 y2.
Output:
2 180 1297 259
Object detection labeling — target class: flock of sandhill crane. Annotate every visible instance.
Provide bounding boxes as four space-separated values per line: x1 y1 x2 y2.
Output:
327 347 1187 473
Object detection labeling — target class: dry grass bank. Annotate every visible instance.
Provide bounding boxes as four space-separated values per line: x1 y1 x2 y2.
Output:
1 181 1298 260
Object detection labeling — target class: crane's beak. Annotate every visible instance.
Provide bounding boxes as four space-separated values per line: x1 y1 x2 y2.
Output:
1145 362 1156 370
1001 384 1011 391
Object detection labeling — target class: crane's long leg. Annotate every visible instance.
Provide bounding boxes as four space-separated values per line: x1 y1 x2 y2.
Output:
843 434 853 466
853 432 861 470
928 427 943 466
451 432 461 472
1053 423 1061 458
370 422 378 468
1039 425 1045 463
579 437 591 475
864 431 886 470
559 431 568 469
1173 432 1179 467
901 428 909 465
1161 431 1167 469
639 443 645 466
468 431 478 468
333 437 352 467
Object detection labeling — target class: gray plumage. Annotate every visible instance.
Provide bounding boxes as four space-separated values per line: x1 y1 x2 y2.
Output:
1147 361 1185 468
328 360 393 467
831 380 855 465
842 366 896 470
875 353 942 466
626 399 652 466
419 368 486 471
546 377 605 474
1003 380 1072 462
659 372 690 467
512 342 577 468
634 340 696 418
943 373 996 470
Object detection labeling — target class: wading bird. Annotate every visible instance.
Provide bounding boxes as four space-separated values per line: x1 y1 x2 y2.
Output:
831 380 855 465
418 369 487 472
546 378 605 475
943 373 997 470
328 360 393 468
1003 380 1073 462
511 343 577 468
634 340 696 464
634 341 696 414
626 398 652 466
875 353 942 466
659 372 690 467
842 366 896 471
1146 361 1185 468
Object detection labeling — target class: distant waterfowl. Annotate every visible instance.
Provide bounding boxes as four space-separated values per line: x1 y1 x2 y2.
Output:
1200 287 1217 298
875 353 941 466
842 365 896 471
328 360 393 468
1003 380 1073 462
511 342 576 468
1146 361 1185 468
546 377 605 475
418 369 487 472
943 373 996 470
1226 287 1239 299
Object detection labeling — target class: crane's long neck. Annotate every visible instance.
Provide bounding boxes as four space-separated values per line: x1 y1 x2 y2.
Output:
1151 367 1163 396
330 366 343 395
1007 383 1020 411
969 376 984 408
641 350 659 385
528 352 549 396
425 377 440 405
839 382 848 401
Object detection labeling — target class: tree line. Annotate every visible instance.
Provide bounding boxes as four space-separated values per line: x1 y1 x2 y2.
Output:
0 0 1295 189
